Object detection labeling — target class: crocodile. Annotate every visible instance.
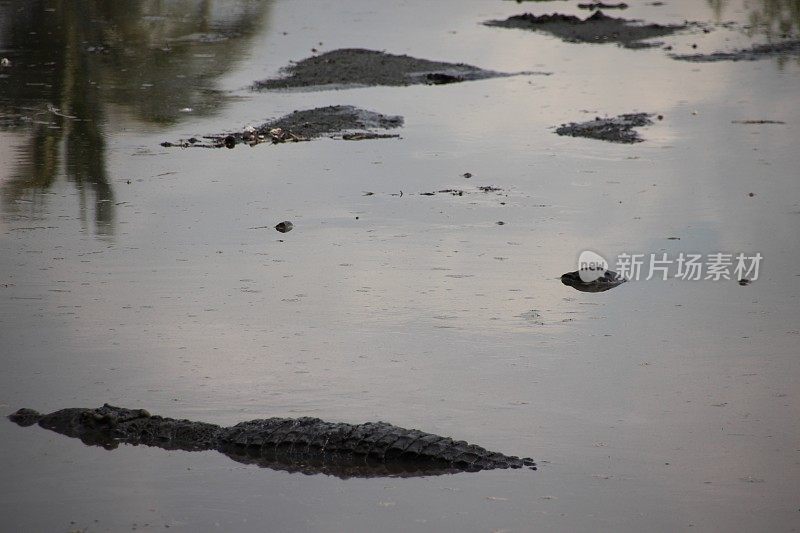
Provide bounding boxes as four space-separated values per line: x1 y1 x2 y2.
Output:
8 404 536 479
561 269 627 292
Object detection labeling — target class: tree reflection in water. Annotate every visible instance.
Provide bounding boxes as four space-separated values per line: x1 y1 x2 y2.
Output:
709 0 800 38
0 1 270 237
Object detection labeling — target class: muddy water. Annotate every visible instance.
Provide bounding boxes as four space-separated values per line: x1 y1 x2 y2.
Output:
1 0 799 531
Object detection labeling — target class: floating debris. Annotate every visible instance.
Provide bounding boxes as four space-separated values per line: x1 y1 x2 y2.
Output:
417 186 498 197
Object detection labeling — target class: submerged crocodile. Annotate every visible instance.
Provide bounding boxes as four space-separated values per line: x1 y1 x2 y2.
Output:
561 269 627 292
8 404 536 479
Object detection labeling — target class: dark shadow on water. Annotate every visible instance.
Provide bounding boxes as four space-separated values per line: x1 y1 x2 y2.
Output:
0 0 272 237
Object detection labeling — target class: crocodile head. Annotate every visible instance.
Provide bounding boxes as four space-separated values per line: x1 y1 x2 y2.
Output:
9 404 151 449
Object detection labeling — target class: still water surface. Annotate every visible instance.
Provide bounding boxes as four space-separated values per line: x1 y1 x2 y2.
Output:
1 1 799 531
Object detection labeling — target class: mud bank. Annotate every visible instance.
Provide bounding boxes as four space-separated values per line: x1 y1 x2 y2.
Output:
162 105 403 149
485 10 685 48
253 48 538 91
555 113 654 143
671 40 800 62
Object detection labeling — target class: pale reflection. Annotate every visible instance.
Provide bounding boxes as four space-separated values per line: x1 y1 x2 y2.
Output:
710 0 800 38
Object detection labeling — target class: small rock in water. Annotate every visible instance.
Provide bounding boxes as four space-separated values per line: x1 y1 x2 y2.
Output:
275 221 294 233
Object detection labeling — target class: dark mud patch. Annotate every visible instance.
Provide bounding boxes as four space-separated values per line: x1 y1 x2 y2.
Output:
253 48 543 91
671 40 800 62
485 10 686 49
555 113 654 143
162 105 402 149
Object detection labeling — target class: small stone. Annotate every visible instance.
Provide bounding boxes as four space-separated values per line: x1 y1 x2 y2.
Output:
275 221 294 233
